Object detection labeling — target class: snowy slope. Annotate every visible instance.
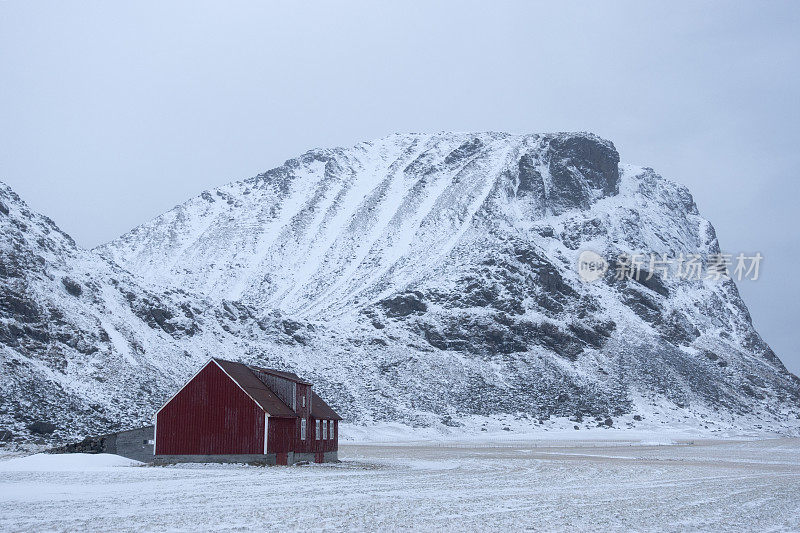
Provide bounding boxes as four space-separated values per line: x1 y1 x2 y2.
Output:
2 131 799 447
99 133 621 316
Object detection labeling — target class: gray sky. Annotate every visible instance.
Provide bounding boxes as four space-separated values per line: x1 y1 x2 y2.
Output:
1 1 798 374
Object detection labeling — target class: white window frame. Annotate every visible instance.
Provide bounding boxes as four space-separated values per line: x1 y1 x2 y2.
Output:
323 420 328 440
301 418 307 441
315 419 321 440
301 395 306 408
330 421 334 440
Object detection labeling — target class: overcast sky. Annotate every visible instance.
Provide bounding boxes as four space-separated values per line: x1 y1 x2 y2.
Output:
1 1 798 374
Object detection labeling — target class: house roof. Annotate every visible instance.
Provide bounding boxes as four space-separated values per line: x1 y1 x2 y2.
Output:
212 358 341 420
311 391 342 421
247 364 312 385
213 359 298 418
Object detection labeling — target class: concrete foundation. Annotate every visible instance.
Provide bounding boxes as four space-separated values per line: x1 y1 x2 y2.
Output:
153 454 277 465
153 450 339 465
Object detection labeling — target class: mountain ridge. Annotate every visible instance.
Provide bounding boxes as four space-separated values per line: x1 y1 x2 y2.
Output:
2 131 799 447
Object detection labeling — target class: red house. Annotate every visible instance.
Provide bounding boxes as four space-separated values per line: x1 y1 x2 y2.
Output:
153 358 341 465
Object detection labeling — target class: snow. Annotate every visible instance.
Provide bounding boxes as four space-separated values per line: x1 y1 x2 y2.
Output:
0 453 143 472
1 440 799 531
99 318 138 367
338 408 800 445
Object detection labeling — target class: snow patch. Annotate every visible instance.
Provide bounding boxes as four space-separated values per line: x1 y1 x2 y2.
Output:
0 453 143 472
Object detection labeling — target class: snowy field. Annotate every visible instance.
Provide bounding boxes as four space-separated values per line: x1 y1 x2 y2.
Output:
1 438 800 532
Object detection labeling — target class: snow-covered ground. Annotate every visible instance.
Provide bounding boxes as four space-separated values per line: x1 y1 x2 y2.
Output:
338 408 800 444
2 438 799 532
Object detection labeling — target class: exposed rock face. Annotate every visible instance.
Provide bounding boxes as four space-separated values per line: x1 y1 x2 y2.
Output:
2 131 799 446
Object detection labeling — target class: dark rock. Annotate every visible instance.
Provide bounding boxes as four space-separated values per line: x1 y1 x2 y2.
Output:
661 312 700 346
180 303 195 319
444 138 483 165
48 435 106 455
0 200 9 216
27 421 57 434
380 292 427 317
621 286 662 325
741 385 765 400
282 320 304 336
0 288 41 322
142 306 176 334
544 135 620 213
551 135 620 194
416 314 530 355
633 415 642 421
632 270 669 297
515 154 545 211
604 417 613 427
530 321 585 361
61 277 82 297
568 321 615 349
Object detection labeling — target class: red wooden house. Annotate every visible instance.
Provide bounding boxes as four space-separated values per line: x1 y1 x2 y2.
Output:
154 358 341 465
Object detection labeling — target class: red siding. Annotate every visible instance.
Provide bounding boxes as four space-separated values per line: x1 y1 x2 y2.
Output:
292 417 338 458
266 417 295 454
155 362 265 455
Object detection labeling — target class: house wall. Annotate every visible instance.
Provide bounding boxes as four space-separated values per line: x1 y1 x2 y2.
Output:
255 372 297 411
310 418 338 454
155 362 265 455
47 426 154 463
104 426 154 462
292 417 338 460
266 417 295 454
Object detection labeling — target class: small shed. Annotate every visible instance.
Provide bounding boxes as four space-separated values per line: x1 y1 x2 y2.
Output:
154 358 341 465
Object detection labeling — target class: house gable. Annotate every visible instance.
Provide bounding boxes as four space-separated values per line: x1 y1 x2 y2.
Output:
155 361 266 455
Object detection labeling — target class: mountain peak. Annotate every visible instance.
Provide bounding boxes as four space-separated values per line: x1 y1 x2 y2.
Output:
99 131 623 310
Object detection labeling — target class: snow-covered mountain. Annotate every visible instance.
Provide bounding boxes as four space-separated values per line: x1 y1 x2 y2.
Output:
2 132 799 446
0 182 308 445
99 132 623 316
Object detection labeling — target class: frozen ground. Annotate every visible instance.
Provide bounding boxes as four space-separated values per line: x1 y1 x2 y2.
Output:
1 439 800 532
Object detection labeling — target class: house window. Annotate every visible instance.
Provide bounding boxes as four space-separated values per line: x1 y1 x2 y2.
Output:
301 419 307 440
330 421 334 440
323 420 328 439
302 395 306 408
315 419 321 440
